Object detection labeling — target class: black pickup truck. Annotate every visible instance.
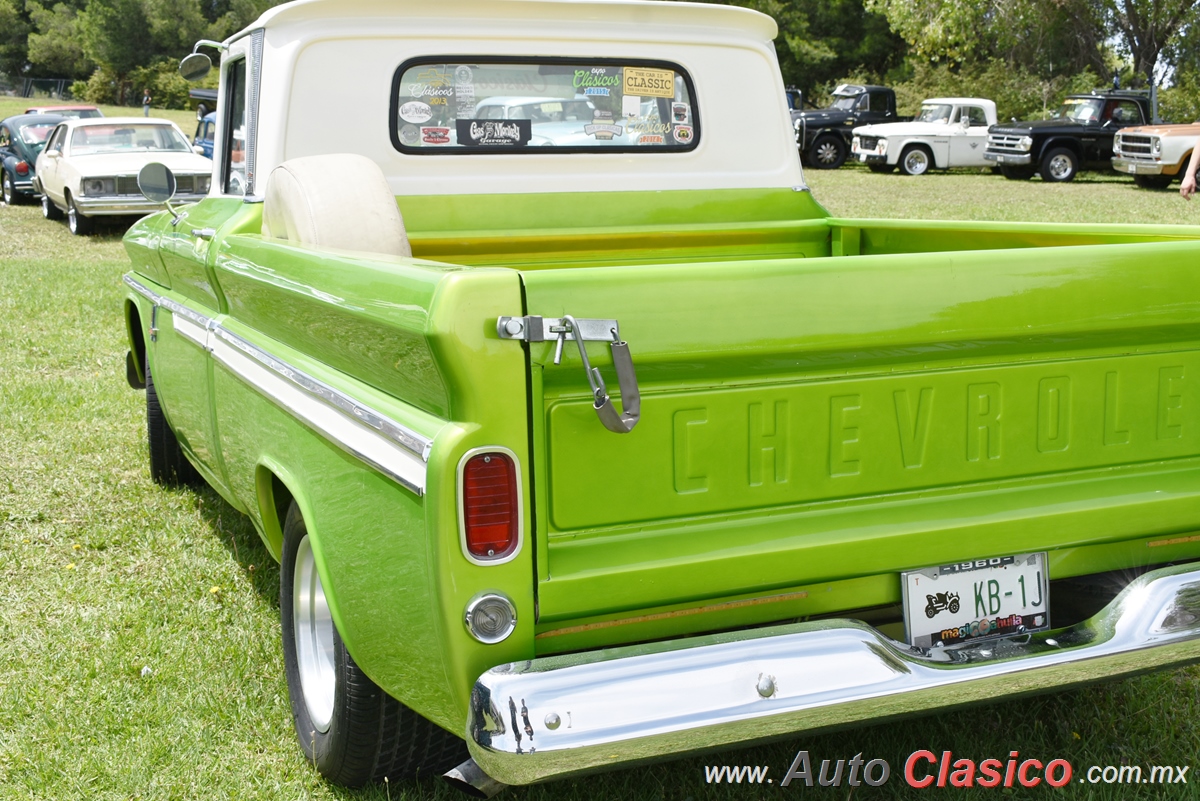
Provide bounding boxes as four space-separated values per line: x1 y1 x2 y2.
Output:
791 84 901 169
983 90 1152 182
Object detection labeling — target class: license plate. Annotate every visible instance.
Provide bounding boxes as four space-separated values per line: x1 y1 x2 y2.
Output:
859 153 867 162
901 553 1049 649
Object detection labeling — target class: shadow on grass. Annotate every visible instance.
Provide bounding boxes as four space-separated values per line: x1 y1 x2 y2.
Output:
192 484 281 607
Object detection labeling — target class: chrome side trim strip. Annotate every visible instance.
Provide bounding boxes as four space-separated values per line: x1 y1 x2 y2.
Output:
211 333 426 495
124 274 212 330
124 275 433 493
467 562 1200 785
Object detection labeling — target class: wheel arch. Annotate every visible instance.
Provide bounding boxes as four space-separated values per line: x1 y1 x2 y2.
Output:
1036 137 1081 162
125 299 146 386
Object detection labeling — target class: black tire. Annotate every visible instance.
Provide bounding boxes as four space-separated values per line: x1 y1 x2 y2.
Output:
280 502 466 786
899 145 933 176
949 599 960 614
42 191 62 220
1040 147 1078 182
66 192 93 235
146 363 200 486
1134 174 1173 190
925 604 936 619
2 170 18 205
1000 165 1036 180
807 135 847 169
867 163 895 174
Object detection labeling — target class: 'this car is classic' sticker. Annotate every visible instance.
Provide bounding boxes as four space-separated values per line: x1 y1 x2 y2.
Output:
399 101 433 124
455 119 532 146
672 124 693 144
421 127 451 145
623 67 675 98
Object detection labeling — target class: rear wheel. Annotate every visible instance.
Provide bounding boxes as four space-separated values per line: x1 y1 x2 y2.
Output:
146 363 200 486
899 145 933 176
2 170 17 205
42 192 62 220
66 192 93 235
1134 174 1173 190
1040 147 1078 182
280 502 467 786
807 135 847 169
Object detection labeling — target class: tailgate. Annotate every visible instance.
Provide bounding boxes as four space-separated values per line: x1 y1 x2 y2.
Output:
519 240 1200 623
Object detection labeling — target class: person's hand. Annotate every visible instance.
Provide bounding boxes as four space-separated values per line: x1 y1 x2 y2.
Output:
1182 171 1197 201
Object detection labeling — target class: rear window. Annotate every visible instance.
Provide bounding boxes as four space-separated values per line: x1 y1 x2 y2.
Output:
390 58 698 154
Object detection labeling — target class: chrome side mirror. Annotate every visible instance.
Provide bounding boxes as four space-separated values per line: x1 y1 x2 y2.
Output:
138 162 183 225
179 53 213 82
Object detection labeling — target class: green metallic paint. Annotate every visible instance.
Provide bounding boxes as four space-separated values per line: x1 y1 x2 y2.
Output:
122 183 1200 731
215 236 460 418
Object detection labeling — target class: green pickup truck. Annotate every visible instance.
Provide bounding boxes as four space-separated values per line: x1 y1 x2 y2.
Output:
122 0 1200 794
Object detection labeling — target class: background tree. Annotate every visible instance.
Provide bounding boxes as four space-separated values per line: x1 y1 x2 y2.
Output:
26 2 92 79
671 0 906 99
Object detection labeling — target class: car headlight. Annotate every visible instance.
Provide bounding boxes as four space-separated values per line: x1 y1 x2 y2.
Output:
82 177 115 196
852 136 860 149
1153 138 1162 155
195 175 211 194
878 139 887 154
1018 136 1033 151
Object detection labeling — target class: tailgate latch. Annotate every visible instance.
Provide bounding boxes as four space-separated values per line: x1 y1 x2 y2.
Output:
497 315 640 434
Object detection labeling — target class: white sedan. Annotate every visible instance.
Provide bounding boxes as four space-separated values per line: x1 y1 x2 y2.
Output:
851 98 997 175
34 117 212 235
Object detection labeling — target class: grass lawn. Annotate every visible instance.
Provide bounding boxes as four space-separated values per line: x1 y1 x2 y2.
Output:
3 164 1200 800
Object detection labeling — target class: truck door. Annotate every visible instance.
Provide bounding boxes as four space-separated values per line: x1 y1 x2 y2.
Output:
150 36 257 488
948 105 990 167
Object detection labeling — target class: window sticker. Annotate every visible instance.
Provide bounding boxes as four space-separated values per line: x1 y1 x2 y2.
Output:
391 58 698 153
455 119 533 146
400 101 433 123
623 67 675 98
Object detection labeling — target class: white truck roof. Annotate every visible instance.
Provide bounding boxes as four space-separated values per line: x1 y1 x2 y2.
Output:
221 0 802 197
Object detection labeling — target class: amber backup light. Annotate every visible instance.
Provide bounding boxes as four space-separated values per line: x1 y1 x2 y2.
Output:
461 451 519 562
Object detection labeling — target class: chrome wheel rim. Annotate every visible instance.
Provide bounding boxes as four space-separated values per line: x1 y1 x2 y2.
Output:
294 535 335 733
1048 154 1073 180
2 175 11 203
42 195 51 217
904 150 929 175
814 141 839 164
68 204 78 232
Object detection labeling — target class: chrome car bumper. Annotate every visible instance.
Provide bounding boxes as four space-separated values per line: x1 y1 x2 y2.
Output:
1112 157 1164 175
983 151 1031 165
467 562 1200 785
74 194 206 215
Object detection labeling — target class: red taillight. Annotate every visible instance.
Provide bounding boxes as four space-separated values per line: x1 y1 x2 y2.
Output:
15 161 29 175
462 452 518 559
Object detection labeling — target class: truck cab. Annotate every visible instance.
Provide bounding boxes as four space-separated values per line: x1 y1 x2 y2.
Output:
985 90 1151 182
791 83 899 169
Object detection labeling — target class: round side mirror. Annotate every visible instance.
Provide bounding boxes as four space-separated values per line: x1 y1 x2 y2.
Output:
138 162 177 203
179 53 212 82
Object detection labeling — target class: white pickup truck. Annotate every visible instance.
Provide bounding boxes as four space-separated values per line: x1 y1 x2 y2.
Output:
1113 122 1200 189
851 97 997 175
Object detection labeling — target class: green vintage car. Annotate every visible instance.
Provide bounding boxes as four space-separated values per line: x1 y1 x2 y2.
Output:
123 0 1200 794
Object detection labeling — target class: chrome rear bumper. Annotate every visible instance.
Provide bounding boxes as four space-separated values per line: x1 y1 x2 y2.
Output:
467 562 1200 785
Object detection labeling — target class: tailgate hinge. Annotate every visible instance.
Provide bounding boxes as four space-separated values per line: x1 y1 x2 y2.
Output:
497 315 640 434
